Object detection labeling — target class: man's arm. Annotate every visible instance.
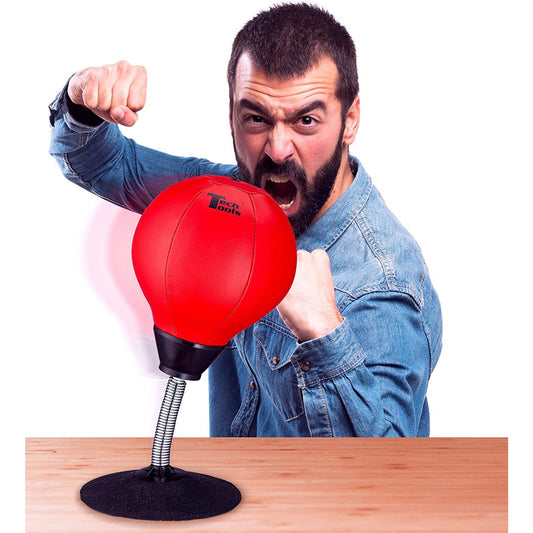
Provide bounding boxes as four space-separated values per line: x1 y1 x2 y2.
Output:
279 249 437 437
49 61 236 213
290 291 433 437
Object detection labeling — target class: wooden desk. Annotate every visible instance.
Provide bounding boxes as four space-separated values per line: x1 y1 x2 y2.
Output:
26 438 507 532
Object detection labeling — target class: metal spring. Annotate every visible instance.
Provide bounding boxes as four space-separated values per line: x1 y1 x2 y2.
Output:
151 376 187 467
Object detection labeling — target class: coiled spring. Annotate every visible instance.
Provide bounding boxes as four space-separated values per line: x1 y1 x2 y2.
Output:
151 376 186 467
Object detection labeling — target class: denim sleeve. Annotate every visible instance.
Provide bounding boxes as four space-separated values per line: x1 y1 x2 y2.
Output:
291 291 431 437
48 87 237 213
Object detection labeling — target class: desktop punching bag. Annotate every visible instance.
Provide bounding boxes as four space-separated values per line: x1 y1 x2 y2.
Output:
80 175 297 521
132 174 297 380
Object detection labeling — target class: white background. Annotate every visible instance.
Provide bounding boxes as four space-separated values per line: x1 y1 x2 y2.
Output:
2 0 531 529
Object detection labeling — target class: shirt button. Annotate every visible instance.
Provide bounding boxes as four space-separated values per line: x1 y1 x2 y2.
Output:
250 381 257 391
299 361 311 372
272 355 280 365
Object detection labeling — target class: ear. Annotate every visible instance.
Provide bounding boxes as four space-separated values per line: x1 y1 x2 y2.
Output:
342 95 360 146
229 102 234 135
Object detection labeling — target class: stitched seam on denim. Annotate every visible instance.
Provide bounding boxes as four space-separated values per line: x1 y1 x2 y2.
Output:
230 337 258 436
337 285 423 310
300 348 366 388
336 289 355 313
388 286 422 307
233 330 246 355
257 319 296 340
323 211 358 251
80 132 90 147
230 376 256 436
254 334 304 420
419 263 428 308
318 383 333 436
230 402 244 437
355 213 396 288
420 313 433 383
62 153 77 177
253 329 294 370
256 336 303 418
335 284 389 306
295 320 349 355
419 290 442 376
323 172 373 251
243 386 259 434
334 286 356 299
284 410 304 422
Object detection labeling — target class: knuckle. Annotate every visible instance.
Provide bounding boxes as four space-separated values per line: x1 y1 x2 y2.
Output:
311 248 329 264
82 65 109 85
135 65 147 78
84 67 100 82
115 60 131 72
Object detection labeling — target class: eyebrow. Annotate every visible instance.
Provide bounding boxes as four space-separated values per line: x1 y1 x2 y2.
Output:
237 98 327 121
237 98 270 117
289 100 327 120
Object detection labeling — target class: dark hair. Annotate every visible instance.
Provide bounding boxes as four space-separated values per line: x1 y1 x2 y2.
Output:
227 3 359 117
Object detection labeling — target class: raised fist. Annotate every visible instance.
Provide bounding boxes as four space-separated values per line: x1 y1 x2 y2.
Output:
68 60 147 127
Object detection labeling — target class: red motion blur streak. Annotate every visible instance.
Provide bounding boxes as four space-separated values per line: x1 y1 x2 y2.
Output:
132 175 297 346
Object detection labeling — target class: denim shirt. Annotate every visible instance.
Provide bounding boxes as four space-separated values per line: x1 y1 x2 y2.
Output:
49 89 442 437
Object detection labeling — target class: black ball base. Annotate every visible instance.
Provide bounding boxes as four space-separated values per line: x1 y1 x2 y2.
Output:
80 465 241 521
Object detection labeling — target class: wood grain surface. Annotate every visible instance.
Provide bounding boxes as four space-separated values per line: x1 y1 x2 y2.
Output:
26 437 507 532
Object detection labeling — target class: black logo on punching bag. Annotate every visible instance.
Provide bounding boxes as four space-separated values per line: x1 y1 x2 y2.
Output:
207 193 242 216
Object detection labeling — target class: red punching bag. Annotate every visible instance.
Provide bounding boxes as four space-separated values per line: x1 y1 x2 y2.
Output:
132 175 297 380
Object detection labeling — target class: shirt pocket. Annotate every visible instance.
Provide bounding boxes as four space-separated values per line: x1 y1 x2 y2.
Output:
253 320 304 422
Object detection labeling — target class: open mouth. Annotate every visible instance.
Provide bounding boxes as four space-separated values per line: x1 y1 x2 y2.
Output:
264 176 297 211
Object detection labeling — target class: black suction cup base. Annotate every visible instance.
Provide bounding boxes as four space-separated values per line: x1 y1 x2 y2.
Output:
80 465 241 521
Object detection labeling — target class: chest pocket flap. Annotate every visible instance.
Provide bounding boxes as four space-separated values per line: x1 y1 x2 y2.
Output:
253 318 304 422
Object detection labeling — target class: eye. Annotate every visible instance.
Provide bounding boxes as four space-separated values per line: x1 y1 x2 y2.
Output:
242 114 271 133
243 114 267 125
299 116 315 126
294 115 319 133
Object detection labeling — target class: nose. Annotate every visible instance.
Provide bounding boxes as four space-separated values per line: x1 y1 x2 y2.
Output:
264 124 294 164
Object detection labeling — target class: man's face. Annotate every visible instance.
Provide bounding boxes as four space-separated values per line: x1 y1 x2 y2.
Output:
230 54 359 237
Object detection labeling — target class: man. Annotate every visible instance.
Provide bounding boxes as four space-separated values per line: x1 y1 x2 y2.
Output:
49 4 442 437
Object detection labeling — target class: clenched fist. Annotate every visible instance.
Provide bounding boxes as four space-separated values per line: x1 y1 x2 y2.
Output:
277 249 343 342
68 60 147 127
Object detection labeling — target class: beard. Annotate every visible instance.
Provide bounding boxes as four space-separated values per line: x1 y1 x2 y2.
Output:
233 131 345 239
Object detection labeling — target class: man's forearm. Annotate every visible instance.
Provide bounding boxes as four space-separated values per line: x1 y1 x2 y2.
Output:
49 84 237 213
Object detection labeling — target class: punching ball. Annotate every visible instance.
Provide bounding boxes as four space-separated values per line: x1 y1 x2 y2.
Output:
132 174 297 380
79 175 297 521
